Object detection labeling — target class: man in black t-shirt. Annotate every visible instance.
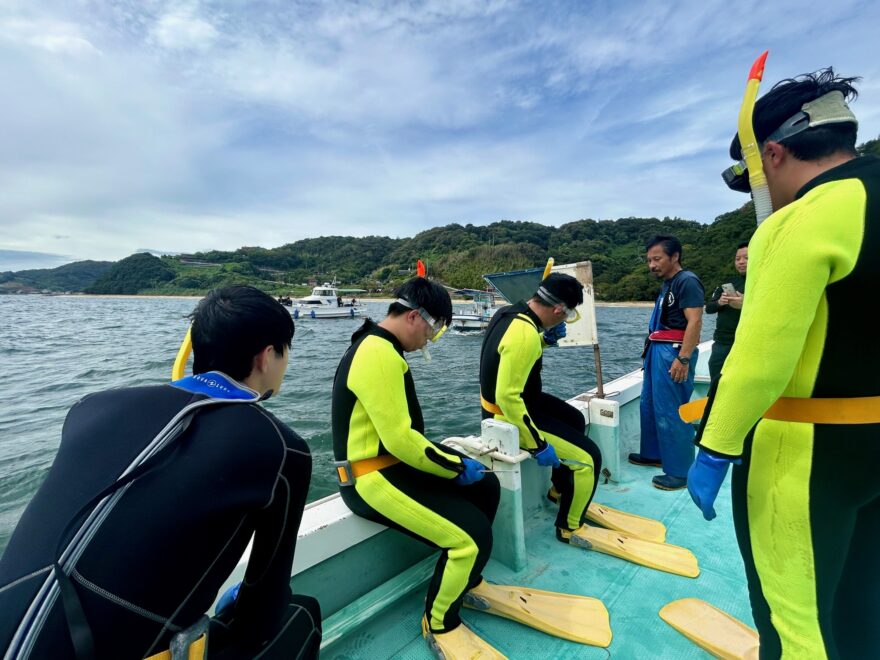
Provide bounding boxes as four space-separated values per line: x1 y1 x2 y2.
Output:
629 235 704 490
0 286 321 660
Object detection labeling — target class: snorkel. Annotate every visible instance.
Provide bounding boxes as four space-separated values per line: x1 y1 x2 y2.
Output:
172 326 192 380
414 259 444 362
738 51 774 224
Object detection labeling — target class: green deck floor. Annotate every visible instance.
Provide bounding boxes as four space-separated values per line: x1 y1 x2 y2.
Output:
323 461 751 659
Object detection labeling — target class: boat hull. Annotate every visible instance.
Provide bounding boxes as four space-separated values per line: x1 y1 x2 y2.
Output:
291 306 365 319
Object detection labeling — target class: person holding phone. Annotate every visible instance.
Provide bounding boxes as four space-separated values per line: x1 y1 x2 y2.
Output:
705 242 749 386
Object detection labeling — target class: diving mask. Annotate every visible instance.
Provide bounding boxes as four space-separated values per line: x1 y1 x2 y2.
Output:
395 298 448 342
722 90 858 193
535 286 581 324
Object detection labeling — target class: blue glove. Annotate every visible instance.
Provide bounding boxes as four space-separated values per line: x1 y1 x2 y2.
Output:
533 443 560 468
543 323 566 345
215 582 241 616
453 457 485 486
687 450 739 521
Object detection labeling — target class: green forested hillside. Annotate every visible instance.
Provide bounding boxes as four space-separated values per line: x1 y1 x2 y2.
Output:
0 260 112 293
26 205 757 301
7 138 878 301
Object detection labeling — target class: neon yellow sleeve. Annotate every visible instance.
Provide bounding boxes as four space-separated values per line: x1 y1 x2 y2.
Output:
347 335 462 477
699 180 864 457
496 318 545 450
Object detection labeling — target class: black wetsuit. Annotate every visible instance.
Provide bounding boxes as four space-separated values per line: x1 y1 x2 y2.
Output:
697 156 880 657
479 302 601 532
332 320 500 634
0 382 320 659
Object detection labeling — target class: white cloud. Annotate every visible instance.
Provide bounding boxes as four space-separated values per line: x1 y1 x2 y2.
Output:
150 5 218 51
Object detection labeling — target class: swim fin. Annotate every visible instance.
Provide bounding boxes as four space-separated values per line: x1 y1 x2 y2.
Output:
422 615 507 660
463 580 612 648
560 525 700 578
659 598 759 659
547 488 667 543
586 503 666 543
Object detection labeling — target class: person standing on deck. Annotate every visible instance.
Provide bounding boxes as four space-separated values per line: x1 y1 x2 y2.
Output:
629 235 704 490
688 68 880 658
331 277 503 657
0 286 321 660
479 273 603 545
705 242 749 386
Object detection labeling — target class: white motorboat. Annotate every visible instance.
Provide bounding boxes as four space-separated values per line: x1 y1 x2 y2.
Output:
291 283 366 319
450 290 498 331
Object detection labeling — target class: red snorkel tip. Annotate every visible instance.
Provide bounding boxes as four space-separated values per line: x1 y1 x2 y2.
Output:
748 51 769 82
416 259 427 278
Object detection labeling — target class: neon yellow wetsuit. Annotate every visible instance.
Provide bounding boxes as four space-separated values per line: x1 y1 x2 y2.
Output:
696 155 880 658
331 320 500 634
479 301 601 533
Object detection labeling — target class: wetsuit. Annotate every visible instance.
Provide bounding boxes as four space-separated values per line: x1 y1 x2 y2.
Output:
696 155 880 658
705 273 746 385
0 373 320 660
479 301 601 532
332 320 500 634
639 270 703 478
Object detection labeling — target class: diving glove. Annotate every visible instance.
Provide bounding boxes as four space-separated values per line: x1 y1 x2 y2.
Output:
687 450 739 521
543 323 567 345
532 443 560 468
453 457 485 486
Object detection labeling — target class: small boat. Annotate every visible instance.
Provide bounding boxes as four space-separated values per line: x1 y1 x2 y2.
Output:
450 290 498 331
291 284 366 319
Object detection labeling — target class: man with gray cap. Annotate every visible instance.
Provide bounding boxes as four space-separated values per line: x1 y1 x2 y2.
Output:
479 273 603 544
690 67 880 658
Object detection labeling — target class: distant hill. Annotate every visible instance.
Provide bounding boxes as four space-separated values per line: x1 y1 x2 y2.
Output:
7 137 877 301
0 260 113 293
85 253 175 294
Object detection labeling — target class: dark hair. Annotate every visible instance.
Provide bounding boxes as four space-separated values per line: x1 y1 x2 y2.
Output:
645 235 682 262
736 241 749 251
190 285 294 380
387 277 453 325
731 68 860 162
532 272 583 309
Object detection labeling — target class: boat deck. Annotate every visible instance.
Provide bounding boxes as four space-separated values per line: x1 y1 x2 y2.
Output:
322 460 751 658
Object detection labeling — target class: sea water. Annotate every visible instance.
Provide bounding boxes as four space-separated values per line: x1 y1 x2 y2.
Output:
0 295 714 553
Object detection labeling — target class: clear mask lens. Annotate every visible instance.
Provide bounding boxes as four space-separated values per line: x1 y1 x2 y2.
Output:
417 308 447 342
563 307 581 324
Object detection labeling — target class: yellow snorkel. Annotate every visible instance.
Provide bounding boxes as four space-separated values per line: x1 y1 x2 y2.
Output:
171 326 192 380
737 51 774 224
542 257 554 280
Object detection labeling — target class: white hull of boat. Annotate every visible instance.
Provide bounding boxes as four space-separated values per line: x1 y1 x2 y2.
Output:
291 305 365 319
450 314 492 331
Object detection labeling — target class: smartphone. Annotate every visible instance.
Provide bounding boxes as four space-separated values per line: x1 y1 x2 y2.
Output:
721 283 736 296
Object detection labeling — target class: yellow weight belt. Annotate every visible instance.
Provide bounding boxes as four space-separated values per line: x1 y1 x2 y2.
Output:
336 454 401 485
680 395 880 425
480 395 503 416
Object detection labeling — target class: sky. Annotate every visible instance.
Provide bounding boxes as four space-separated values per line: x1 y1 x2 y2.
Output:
2 0 879 271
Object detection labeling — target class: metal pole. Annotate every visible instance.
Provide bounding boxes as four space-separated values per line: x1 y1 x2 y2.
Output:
593 343 605 399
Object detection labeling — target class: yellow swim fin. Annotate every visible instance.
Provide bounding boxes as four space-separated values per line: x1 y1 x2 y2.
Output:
422 615 507 660
463 580 612 648
585 502 667 543
563 525 699 578
547 488 667 543
660 598 759 659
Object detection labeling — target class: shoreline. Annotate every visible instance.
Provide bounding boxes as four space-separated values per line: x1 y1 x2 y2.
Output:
9 293 655 306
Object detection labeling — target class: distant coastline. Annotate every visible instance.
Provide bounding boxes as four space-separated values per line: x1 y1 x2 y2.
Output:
20 293 654 307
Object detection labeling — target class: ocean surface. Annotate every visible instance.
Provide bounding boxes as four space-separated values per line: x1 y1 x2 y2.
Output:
0 295 714 553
